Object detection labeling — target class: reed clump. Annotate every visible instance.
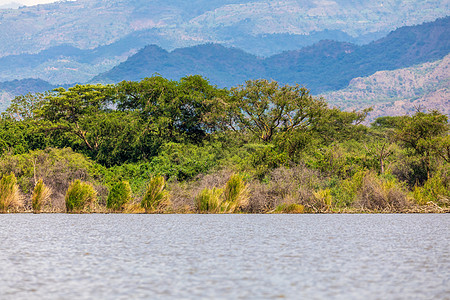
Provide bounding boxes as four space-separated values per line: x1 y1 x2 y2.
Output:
273 203 305 213
0 172 22 213
195 187 224 213
32 179 52 213
223 173 250 212
107 181 132 212
65 180 97 213
141 176 171 213
195 173 249 213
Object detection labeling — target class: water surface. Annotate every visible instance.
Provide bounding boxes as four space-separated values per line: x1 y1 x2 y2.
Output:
0 214 448 299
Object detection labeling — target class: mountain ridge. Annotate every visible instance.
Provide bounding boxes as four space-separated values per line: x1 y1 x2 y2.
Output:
92 17 450 93
0 0 448 57
322 54 450 120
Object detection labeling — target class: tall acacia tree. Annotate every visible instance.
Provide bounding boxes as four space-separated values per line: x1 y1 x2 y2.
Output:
38 84 116 154
227 79 327 142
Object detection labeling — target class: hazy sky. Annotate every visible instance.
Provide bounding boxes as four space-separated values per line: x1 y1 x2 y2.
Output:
0 0 60 6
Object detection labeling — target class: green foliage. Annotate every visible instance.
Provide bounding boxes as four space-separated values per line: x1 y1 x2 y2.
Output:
5 92 48 120
413 166 450 206
65 180 97 213
107 181 132 212
0 147 103 199
245 144 288 180
228 79 326 142
395 110 449 182
32 179 52 213
0 75 448 213
330 170 369 207
149 142 220 180
116 75 226 143
195 187 224 213
141 176 170 213
396 110 448 152
306 141 369 179
0 172 22 213
0 117 53 156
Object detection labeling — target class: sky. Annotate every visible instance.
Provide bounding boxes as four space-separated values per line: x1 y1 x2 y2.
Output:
0 0 61 7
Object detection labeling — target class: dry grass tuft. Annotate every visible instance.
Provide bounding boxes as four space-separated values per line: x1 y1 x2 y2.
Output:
0 172 23 213
31 179 52 213
223 173 250 212
141 176 171 213
195 187 224 213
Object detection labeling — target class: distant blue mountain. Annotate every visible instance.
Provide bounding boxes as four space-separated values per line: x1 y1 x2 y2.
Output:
0 0 447 57
92 17 450 93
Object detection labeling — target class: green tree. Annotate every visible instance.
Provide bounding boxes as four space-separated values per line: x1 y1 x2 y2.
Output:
396 110 448 180
39 84 115 153
5 92 48 120
115 75 226 143
228 79 325 142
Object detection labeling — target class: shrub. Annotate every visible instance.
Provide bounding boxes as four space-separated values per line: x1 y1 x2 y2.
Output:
357 171 409 211
32 179 52 213
413 166 450 206
0 172 22 213
65 180 97 213
313 188 333 211
195 187 224 213
273 203 305 213
141 176 170 213
223 173 249 212
331 170 366 208
107 181 132 212
0 148 105 211
149 142 219 181
246 144 289 180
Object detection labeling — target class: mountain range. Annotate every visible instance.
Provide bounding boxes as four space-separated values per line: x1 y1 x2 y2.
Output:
93 17 450 93
0 1 448 119
0 16 448 93
0 0 448 57
323 54 450 120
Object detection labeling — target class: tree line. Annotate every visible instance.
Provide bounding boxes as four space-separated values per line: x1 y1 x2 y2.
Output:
0 75 448 213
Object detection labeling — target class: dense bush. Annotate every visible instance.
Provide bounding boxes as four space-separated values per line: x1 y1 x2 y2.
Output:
149 142 220 181
65 180 97 213
413 166 450 206
0 148 104 209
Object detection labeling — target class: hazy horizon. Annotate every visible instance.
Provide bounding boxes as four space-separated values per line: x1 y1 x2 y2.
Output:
0 0 62 8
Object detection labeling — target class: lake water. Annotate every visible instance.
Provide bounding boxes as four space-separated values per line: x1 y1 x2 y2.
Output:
0 214 448 299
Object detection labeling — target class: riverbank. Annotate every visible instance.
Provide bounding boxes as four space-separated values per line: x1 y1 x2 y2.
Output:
4 202 450 214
